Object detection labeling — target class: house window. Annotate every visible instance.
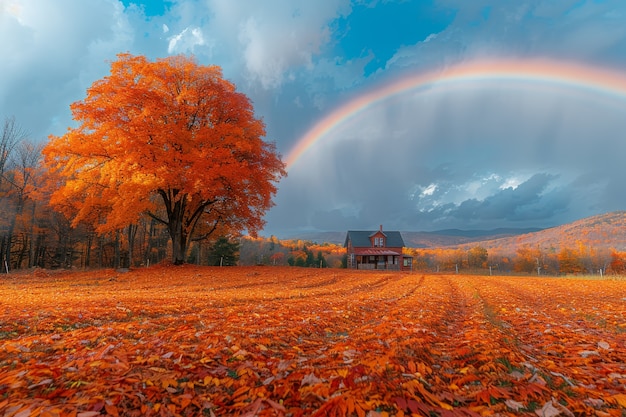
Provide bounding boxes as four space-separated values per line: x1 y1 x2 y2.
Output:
373 237 385 247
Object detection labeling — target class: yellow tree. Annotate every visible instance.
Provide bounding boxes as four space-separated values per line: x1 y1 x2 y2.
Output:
557 247 585 275
44 54 286 265
467 245 488 269
513 245 543 274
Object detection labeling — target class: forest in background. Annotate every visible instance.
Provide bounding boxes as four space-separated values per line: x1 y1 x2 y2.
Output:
241 233 626 276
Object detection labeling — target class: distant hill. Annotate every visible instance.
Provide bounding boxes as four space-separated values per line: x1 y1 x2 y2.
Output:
284 231 348 245
400 228 543 248
282 227 541 247
462 211 626 253
281 211 626 252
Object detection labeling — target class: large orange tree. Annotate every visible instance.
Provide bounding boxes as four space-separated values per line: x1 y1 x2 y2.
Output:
44 53 286 265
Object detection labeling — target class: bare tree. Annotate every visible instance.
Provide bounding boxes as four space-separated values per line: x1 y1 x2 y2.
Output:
10 141 44 268
0 116 27 186
0 117 31 272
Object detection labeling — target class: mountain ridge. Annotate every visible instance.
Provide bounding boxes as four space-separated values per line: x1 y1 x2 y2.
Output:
281 211 626 252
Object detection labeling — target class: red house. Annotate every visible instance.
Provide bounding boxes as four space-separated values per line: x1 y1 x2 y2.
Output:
344 225 412 271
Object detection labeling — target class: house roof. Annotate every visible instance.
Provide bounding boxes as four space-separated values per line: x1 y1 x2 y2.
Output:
344 230 405 248
353 248 401 256
368 230 386 238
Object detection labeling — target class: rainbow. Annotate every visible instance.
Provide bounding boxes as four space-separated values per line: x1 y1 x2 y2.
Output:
284 58 626 170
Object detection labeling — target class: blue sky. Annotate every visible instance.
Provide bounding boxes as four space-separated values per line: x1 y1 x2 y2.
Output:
2 0 626 237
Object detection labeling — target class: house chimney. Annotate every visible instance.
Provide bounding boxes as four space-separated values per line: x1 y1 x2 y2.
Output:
379 224 383 232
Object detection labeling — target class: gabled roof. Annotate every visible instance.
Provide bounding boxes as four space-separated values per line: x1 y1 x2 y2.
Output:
368 230 386 238
344 230 405 248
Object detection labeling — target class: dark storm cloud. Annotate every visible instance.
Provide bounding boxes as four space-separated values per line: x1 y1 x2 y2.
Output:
453 173 568 221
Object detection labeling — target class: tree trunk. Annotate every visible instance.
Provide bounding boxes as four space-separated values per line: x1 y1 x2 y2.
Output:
143 219 154 266
156 190 209 266
98 235 104 268
33 233 44 268
127 226 132 268
28 202 36 268
16 233 27 268
114 230 120 269
127 224 137 268
161 195 189 265
169 215 188 265
85 233 92 268
0 236 6 273
5 219 15 271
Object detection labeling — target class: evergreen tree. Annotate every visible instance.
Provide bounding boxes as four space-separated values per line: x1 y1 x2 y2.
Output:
316 251 326 268
305 248 315 267
207 236 239 266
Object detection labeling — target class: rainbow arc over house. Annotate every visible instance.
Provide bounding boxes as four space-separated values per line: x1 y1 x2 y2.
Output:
284 58 626 170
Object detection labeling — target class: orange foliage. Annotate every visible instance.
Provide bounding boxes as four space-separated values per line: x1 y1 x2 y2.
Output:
557 247 585 274
43 53 286 264
609 250 626 275
1 267 625 416
406 240 614 276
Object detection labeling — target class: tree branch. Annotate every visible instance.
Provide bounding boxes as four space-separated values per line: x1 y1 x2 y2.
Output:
146 211 168 226
191 217 221 242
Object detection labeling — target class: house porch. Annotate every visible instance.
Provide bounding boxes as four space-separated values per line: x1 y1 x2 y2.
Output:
349 250 401 270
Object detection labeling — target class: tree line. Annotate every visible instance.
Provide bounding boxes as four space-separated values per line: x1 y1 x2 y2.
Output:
239 237 626 275
406 243 626 276
238 237 345 268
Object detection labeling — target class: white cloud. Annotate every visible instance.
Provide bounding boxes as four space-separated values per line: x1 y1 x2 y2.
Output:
206 0 351 88
167 26 206 54
1 0 23 23
423 33 438 43
0 0 135 139
385 0 626 75
500 176 524 190
421 184 437 196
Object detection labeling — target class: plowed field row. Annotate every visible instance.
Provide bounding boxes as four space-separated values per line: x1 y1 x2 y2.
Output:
0 266 625 417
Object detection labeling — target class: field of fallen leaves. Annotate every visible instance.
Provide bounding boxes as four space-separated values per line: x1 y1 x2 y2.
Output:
1 266 625 417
